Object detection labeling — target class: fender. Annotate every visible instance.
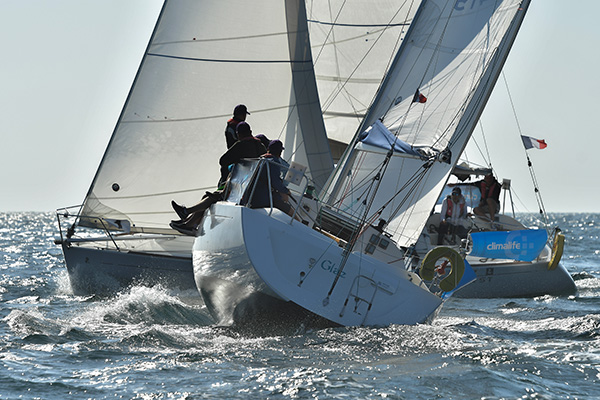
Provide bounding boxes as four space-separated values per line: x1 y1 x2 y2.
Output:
548 232 564 271
419 247 465 292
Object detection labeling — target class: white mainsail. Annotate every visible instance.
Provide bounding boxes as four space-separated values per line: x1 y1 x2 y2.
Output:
322 0 531 248
78 0 333 234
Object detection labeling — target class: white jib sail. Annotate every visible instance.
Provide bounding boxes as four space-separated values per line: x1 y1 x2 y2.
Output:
322 0 531 248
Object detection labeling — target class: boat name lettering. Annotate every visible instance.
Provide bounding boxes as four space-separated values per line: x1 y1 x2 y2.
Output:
487 241 520 251
321 260 346 278
454 0 493 11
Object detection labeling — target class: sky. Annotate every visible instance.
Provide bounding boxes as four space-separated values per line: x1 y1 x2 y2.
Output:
0 0 598 213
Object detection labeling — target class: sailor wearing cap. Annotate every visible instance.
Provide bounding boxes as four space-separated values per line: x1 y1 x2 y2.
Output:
225 104 251 148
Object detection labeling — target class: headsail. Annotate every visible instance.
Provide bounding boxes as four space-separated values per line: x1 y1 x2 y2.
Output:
307 1 420 148
322 0 531 248
79 0 333 233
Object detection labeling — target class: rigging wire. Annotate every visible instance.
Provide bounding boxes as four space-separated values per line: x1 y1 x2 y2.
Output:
327 1 470 247
501 72 549 228
477 120 493 168
382 0 459 148
310 0 417 118
323 146 398 302
362 2 525 243
373 2 507 245
372 2 477 239
467 134 489 168
327 3 532 253
472 120 539 217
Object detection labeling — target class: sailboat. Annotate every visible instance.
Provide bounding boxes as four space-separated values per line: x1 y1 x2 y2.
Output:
54 0 418 296
417 159 575 298
192 0 533 326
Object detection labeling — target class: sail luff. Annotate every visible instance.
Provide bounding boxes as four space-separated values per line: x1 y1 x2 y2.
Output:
447 0 532 165
77 0 169 230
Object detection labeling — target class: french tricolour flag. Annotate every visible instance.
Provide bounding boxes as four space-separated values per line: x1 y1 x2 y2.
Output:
521 135 547 150
412 89 427 103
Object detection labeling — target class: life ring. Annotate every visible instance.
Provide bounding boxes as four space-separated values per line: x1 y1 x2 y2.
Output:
548 231 564 270
419 247 465 292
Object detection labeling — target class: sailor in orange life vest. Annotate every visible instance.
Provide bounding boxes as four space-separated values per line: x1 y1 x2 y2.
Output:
438 186 468 245
471 173 501 223
224 104 250 149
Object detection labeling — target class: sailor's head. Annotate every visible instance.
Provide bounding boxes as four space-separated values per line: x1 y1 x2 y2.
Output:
268 140 284 156
236 121 252 138
233 104 250 120
451 187 462 197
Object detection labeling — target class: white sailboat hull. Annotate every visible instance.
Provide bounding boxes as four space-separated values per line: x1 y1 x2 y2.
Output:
59 236 195 296
193 202 443 327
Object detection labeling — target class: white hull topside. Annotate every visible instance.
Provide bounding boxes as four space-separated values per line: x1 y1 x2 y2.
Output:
193 202 443 327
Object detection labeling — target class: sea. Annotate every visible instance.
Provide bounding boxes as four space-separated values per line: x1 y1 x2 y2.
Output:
1 212 598 400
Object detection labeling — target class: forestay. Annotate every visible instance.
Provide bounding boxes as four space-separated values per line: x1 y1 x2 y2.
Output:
79 0 333 233
322 0 531 248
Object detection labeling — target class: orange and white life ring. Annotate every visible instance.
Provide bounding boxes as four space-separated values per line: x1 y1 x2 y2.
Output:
419 247 465 292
